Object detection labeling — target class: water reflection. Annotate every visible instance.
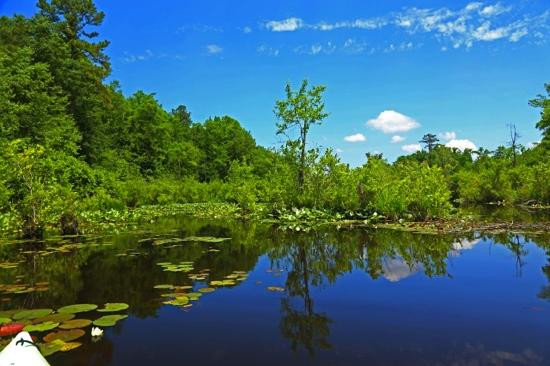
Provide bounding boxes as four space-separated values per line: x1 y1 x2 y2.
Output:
0 217 548 365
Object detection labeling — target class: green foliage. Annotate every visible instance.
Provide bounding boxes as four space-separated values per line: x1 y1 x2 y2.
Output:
0 1 548 236
529 83 550 146
274 80 328 188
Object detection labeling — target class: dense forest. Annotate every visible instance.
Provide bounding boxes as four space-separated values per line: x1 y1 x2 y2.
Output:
0 0 549 237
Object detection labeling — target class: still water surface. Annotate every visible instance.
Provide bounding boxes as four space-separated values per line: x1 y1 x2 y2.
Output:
1 217 549 365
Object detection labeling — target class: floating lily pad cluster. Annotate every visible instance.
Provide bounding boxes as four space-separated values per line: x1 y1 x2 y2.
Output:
0 261 24 270
157 261 194 273
210 271 248 287
152 236 231 246
0 282 49 296
21 243 108 258
0 301 130 357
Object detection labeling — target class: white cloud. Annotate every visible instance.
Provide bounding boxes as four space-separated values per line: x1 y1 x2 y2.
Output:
480 3 512 17
121 49 154 63
265 17 303 32
445 138 477 151
344 133 366 142
243 26 252 34
206 44 223 54
367 110 420 134
391 135 406 143
439 131 457 141
402 144 422 153
257 44 279 56
262 4 550 49
295 42 336 55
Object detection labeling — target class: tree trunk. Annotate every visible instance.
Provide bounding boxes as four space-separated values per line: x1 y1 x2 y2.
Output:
298 124 308 190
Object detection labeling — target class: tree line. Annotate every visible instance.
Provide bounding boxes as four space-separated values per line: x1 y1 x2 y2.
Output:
0 0 549 236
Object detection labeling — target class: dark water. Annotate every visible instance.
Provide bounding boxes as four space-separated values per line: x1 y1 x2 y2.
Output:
1 217 550 366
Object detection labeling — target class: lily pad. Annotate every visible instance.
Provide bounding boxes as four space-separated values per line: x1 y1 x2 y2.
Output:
33 313 74 324
186 292 202 301
0 310 18 318
13 309 53 320
198 287 215 293
163 296 189 306
0 318 12 325
92 315 128 327
24 321 59 332
97 303 129 313
59 319 92 329
58 304 98 314
43 329 85 343
60 341 82 351
39 340 64 356
182 236 231 243
153 284 174 290
267 286 285 292
209 281 224 286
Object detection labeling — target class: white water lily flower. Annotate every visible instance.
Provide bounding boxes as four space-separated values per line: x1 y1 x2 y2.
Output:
91 327 104 337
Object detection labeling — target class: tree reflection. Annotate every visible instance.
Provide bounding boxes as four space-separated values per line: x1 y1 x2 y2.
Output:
274 235 336 356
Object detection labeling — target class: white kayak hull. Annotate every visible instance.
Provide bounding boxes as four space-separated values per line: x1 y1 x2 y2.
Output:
0 332 50 366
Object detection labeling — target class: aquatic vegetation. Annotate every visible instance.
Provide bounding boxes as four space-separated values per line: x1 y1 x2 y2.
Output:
92 314 128 327
33 313 75 324
181 236 231 243
91 326 103 337
59 319 92 329
267 286 285 292
13 309 53 320
163 296 189 306
24 321 59 332
198 287 215 293
58 304 98 314
97 303 130 312
43 329 86 343
157 261 194 272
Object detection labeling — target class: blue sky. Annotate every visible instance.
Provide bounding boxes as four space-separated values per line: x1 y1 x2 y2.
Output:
2 1 550 165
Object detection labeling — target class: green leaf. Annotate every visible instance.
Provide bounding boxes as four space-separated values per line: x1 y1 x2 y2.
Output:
13 309 53 320
33 313 75 324
59 319 92 329
181 236 231 243
97 303 129 312
92 315 128 327
24 321 59 332
43 329 85 343
58 304 98 314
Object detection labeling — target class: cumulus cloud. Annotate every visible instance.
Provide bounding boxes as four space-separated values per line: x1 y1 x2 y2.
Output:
439 131 457 141
206 44 223 54
391 135 406 143
367 110 420 134
344 133 367 142
445 138 477 151
402 144 422 153
243 26 252 34
265 17 304 32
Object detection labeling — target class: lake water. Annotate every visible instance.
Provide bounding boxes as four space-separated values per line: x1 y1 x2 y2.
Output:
0 217 549 365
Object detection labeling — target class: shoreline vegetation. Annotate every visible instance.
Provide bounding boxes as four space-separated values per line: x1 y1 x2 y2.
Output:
1 0 550 239
3 203 550 240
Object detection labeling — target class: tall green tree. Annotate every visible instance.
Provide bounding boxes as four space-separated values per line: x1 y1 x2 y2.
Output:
529 83 550 146
419 133 439 153
274 80 328 189
37 0 111 162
